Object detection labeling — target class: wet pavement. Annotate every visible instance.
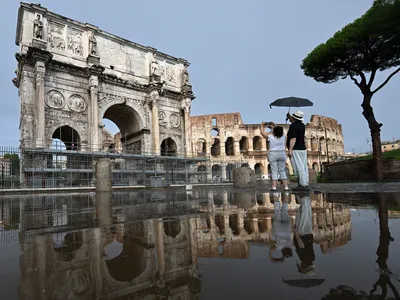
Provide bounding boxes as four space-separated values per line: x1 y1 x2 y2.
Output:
0 189 400 299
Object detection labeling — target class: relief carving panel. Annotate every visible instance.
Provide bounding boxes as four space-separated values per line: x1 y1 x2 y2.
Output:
158 111 167 127
169 113 181 128
67 28 84 56
68 95 87 112
166 65 177 83
45 90 65 109
48 22 66 51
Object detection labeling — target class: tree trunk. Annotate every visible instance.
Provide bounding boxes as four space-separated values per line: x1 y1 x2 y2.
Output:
361 94 384 180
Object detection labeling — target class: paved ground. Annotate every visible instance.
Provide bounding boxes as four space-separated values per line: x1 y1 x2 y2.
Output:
0 181 399 196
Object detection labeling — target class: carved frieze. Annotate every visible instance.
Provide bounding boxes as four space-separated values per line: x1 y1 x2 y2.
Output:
169 113 181 128
45 90 65 109
68 95 87 112
126 141 141 154
67 28 84 56
48 23 66 51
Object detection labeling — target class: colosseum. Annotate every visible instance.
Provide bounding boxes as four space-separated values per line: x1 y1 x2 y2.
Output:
190 112 344 181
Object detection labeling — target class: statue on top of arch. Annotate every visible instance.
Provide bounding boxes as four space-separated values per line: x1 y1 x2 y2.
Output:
150 53 161 82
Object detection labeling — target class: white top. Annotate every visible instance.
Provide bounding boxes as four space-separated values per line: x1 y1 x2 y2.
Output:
268 135 286 151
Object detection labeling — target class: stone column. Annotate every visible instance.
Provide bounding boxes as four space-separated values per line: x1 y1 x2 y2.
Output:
89 75 100 151
149 91 160 156
234 141 240 157
248 138 254 151
154 219 165 278
182 98 192 157
306 138 312 150
92 228 103 298
33 59 46 148
221 165 227 181
261 138 267 151
222 192 229 211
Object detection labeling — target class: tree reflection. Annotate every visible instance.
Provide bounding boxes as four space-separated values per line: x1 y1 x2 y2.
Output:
321 194 400 300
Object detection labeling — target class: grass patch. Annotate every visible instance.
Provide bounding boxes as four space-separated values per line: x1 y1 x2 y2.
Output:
354 149 400 161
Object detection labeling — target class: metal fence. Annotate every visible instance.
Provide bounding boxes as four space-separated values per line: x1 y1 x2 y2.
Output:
0 145 218 189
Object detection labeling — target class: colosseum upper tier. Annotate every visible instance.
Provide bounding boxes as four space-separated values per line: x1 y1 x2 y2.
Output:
190 112 344 180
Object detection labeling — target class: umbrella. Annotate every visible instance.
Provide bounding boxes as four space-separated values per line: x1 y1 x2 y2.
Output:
269 97 313 108
282 278 326 288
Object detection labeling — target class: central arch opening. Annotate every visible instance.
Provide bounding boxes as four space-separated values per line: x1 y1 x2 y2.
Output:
102 104 143 154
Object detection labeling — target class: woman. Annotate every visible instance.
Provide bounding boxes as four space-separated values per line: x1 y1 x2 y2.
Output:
260 121 289 191
269 192 293 263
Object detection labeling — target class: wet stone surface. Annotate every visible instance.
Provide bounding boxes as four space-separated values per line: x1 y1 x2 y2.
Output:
0 189 400 299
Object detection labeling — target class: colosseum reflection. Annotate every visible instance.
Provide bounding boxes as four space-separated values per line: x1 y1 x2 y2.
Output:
0 190 351 299
190 113 345 180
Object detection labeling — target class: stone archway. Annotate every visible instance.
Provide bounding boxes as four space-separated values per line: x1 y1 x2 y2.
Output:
52 125 80 150
254 163 264 178
253 136 262 151
101 103 146 154
212 164 222 178
239 137 249 152
197 165 207 182
225 137 235 156
49 124 82 150
161 138 177 156
211 138 221 157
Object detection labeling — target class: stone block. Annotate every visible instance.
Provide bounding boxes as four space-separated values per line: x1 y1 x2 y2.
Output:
233 167 255 188
95 158 112 192
308 168 317 183
87 54 100 66
32 38 47 50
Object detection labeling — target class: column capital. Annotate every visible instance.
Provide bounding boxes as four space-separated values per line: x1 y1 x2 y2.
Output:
182 98 191 114
148 90 160 108
89 75 99 89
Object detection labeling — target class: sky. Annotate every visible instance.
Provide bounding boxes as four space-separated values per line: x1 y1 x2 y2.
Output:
0 0 399 153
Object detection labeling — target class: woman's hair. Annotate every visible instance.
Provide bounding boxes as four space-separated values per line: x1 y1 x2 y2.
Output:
273 126 284 138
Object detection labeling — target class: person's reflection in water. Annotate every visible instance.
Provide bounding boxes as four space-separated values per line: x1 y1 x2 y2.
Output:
293 193 315 275
269 192 293 263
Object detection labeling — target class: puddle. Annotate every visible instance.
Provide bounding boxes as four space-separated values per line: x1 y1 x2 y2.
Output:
0 190 399 299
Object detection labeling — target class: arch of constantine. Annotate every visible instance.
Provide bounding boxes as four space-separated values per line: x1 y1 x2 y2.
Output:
190 112 345 180
13 3 199 187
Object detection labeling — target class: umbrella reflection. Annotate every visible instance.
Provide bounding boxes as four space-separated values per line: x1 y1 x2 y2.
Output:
282 278 325 288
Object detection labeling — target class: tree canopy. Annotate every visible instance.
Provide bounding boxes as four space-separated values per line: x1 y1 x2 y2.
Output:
301 0 400 95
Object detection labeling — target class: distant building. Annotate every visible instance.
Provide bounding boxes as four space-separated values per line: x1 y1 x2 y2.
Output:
190 112 345 180
381 140 399 152
0 157 11 177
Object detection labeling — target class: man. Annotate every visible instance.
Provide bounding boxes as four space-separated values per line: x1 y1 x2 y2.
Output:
286 111 309 190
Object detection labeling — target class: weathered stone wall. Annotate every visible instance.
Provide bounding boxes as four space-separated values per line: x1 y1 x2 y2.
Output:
190 112 345 180
323 158 400 182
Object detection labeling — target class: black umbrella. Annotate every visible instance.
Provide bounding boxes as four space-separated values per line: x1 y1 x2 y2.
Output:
269 97 313 109
282 278 326 288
